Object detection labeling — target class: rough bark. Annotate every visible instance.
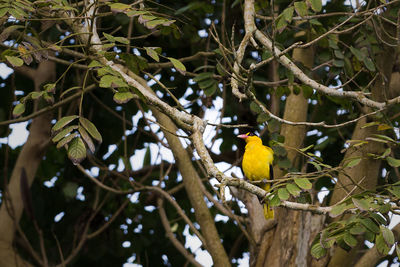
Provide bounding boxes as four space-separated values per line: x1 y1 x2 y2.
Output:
0 61 55 267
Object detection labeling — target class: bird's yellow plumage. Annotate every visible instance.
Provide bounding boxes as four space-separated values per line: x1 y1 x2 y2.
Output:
238 132 274 219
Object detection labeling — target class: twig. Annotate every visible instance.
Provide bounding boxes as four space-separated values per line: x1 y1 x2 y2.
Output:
76 164 135 194
0 84 96 126
157 199 203 267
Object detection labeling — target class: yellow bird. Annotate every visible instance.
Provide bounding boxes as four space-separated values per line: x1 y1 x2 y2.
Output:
238 132 274 219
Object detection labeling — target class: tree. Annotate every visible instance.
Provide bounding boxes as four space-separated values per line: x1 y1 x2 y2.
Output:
1 0 400 266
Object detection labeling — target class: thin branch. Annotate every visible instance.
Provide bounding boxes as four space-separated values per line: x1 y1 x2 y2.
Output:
157 198 203 267
249 93 386 128
87 199 130 239
147 52 215 69
0 84 96 126
141 185 207 246
76 164 135 194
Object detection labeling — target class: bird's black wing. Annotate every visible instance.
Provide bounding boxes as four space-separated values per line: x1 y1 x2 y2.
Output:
269 164 274 180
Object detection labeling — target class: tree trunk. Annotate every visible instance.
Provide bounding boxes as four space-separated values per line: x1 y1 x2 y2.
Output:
262 45 326 267
0 61 55 267
130 71 231 267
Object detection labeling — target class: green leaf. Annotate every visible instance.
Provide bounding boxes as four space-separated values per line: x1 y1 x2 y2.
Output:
299 144 314 152
170 223 178 232
193 72 213 82
294 2 308 17
349 46 365 61
30 92 43 100
370 212 387 225
12 103 25 117
277 158 291 169
145 47 160 62
198 78 216 89
278 188 290 200
302 85 313 98
308 160 322 171
381 148 391 158
262 50 272 60
276 15 287 32
113 91 135 104
345 157 362 168
343 232 357 247
68 137 87 165
269 193 281 207
360 218 380 234
311 242 327 259
363 57 375 72
99 75 128 88
352 198 370 211
396 244 400 260
108 2 131 10
308 0 322 12
294 178 312 190
330 202 347 218
0 8 9 18
328 39 339 49
378 203 391 214
88 60 102 68
365 230 375 242
376 232 390 255
56 132 78 149
272 145 287 157
361 121 380 128
5 55 23 67
350 224 365 235
78 126 95 153
286 183 301 197
250 102 263 114
282 7 294 23
115 37 130 44
146 19 170 29
387 157 400 167
52 115 79 132
167 57 186 72
377 124 392 131
334 50 344 59
380 226 395 246
333 59 344 67
103 32 115 42
204 83 218 96
52 125 78 143
372 134 395 143
388 186 400 198
257 113 270 124
79 117 102 143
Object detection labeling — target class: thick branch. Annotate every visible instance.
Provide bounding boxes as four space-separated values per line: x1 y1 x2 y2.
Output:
242 0 400 109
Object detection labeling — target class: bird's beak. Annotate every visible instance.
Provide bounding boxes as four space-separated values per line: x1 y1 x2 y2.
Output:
237 134 248 139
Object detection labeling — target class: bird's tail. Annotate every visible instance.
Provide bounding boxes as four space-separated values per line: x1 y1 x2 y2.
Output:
263 203 274 219
262 183 274 219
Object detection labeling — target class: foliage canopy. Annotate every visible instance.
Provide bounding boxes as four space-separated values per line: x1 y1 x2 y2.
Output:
2 0 400 266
